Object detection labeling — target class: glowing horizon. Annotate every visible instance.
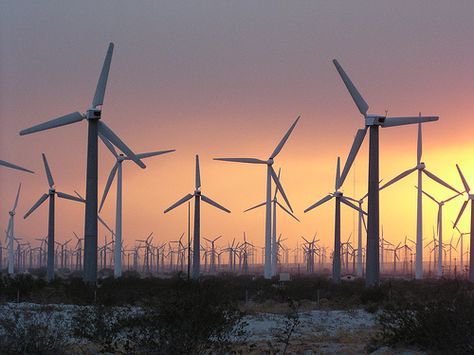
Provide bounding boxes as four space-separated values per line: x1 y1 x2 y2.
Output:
1 1 474 258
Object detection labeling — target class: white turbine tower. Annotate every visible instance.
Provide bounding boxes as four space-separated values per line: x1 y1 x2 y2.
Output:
243 169 299 277
305 157 366 283
379 122 459 279
164 155 230 279
332 59 438 286
214 116 299 279
453 164 474 282
99 134 175 278
23 154 84 281
19 43 145 283
420 189 460 278
0 159 34 174
6 184 21 274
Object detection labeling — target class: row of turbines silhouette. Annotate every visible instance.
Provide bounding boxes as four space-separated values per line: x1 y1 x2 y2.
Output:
2 43 473 287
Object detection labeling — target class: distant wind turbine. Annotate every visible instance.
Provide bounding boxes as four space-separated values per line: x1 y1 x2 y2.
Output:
243 168 299 277
332 59 438 286
23 154 84 281
453 164 474 281
99 134 175 278
6 184 21 274
379 122 459 279
214 116 299 279
19 43 145 283
305 157 366 282
164 155 230 279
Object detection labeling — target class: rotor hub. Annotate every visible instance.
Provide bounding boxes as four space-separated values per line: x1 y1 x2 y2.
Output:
9 211 15 216
86 108 101 120
365 115 386 126
267 158 274 165
334 191 343 197
417 162 426 170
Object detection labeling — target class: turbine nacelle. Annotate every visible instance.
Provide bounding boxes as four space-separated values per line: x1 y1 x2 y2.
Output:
267 158 274 165
86 108 101 120
49 188 56 194
333 191 343 198
365 115 386 126
417 162 426 170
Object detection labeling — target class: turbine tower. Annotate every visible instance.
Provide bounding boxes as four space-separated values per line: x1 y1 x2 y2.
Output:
420 189 459 278
453 164 474 282
99 134 175 278
19 43 145 283
23 154 83 281
243 169 299 277
214 116 299 279
332 59 438 286
164 155 230 279
305 157 366 283
6 184 21 274
379 122 459 279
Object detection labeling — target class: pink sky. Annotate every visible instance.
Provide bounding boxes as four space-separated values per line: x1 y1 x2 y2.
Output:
1 1 474 252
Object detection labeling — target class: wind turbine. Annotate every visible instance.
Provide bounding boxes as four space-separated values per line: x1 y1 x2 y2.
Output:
0 159 34 174
243 169 299 277
305 157 366 283
453 164 474 281
420 188 460 278
19 43 145 283
214 116 299 279
453 223 469 277
203 235 222 274
379 122 459 279
99 135 175 278
164 155 230 279
6 184 21 274
332 59 438 286
23 154 83 281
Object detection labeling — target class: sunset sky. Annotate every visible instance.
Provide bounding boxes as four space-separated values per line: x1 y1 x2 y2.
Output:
1 1 474 254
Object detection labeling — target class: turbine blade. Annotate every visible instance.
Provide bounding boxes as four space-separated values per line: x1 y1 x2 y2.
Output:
213 157 267 164
243 201 266 213
97 121 145 169
417 122 422 164
276 201 300 222
131 149 175 159
338 128 367 188
453 200 468 229
274 168 281 199
201 195 231 213
99 132 119 158
41 153 54 188
56 191 86 203
335 157 340 190
19 112 84 136
423 169 460 194
382 116 438 128
456 164 470 193
99 162 118 212
98 215 115 236
443 193 461 203
270 116 300 159
270 167 293 212
24 193 49 219
332 59 369 116
380 167 417 191
362 213 367 233
340 196 367 215
92 42 114 107
0 160 34 173
420 189 439 204
164 194 194 213
304 194 333 213
13 183 21 211
196 155 201 190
